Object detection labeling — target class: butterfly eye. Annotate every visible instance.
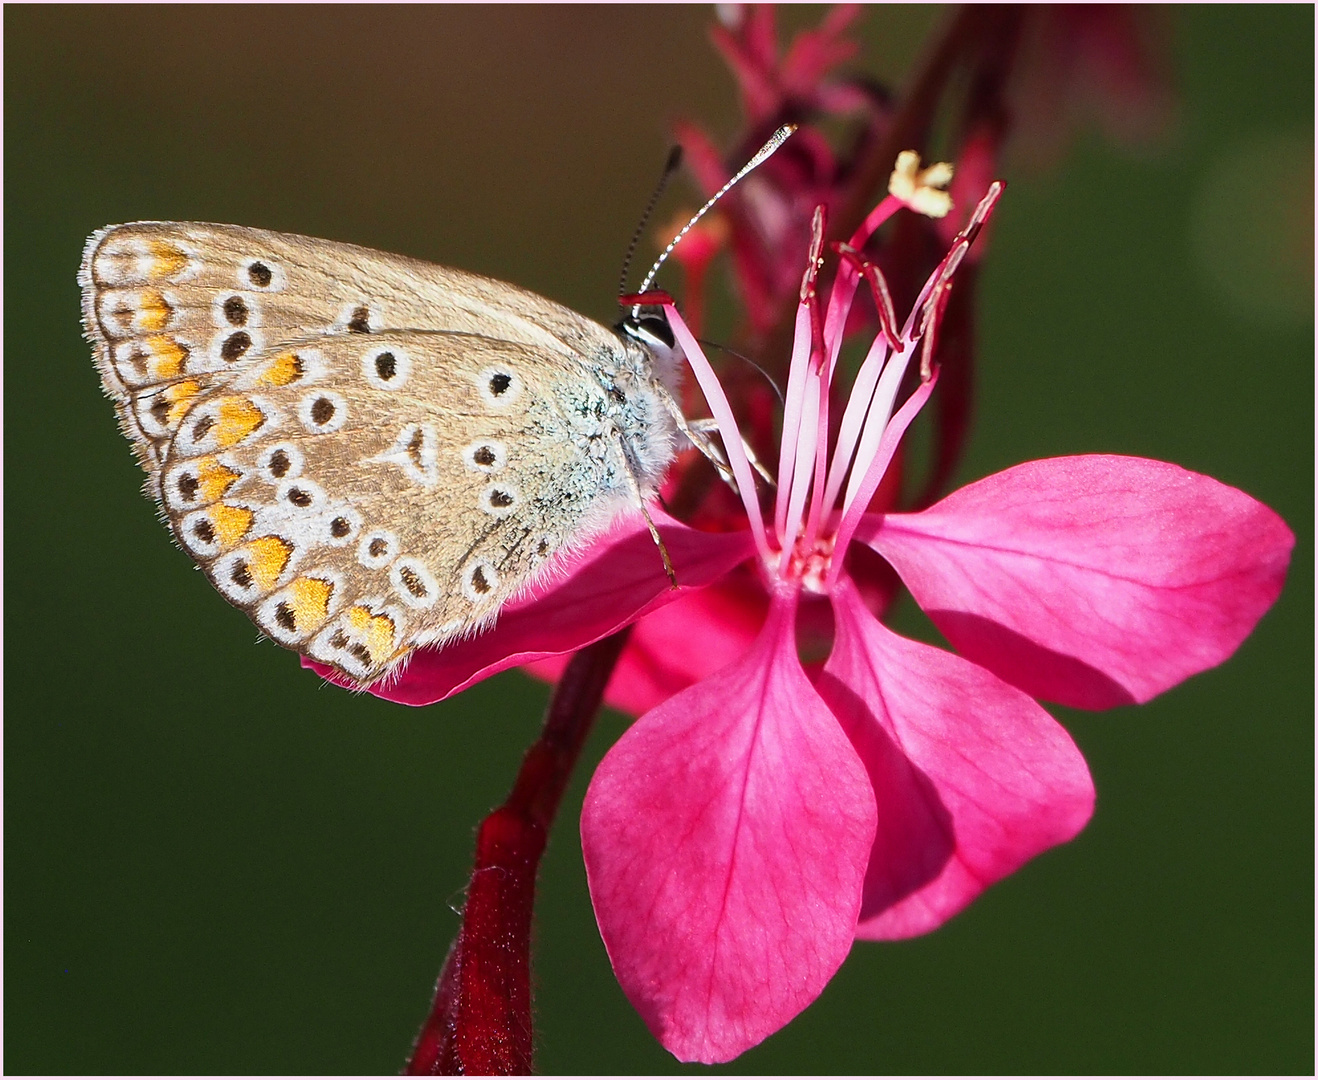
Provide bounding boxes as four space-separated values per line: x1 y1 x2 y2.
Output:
620 312 675 350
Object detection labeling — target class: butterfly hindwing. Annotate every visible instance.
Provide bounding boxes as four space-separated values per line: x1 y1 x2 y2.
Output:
156 330 637 683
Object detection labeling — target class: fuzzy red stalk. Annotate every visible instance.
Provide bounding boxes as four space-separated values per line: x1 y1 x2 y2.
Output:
404 630 631 1075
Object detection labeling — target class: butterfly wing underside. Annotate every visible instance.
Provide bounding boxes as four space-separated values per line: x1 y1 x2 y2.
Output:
81 222 637 683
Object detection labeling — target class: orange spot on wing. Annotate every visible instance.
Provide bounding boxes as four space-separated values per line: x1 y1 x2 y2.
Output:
288 577 334 629
196 457 240 502
147 335 188 379
137 289 172 331
245 536 293 591
163 379 201 426
347 604 397 663
214 397 265 447
211 503 254 549
147 240 189 281
257 352 304 387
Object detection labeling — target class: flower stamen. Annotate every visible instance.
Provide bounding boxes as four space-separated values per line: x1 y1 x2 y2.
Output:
888 150 956 219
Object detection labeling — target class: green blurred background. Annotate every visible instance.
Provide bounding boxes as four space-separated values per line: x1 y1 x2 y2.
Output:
6 5 1312 1073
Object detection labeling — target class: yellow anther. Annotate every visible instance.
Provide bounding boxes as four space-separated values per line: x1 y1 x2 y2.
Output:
888 150 955 219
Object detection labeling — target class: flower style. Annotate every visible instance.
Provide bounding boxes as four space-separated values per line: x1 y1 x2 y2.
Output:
330 161 1293 1062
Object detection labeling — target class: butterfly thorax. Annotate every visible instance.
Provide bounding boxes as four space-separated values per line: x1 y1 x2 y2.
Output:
589 330 681 494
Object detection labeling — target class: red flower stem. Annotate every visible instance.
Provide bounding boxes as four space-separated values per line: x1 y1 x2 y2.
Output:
404 628 633 1075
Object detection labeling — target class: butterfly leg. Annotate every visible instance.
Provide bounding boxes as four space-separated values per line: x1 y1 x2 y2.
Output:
685 417 776 489
611 425 679 589
651 380 775 494
637 496 678 589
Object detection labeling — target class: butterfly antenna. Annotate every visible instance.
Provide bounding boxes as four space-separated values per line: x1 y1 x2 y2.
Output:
619 145 685 298
698 338 785 404
634 124 797 308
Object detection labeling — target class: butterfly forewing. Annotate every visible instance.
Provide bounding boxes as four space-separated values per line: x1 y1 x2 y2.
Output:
82 222 677 685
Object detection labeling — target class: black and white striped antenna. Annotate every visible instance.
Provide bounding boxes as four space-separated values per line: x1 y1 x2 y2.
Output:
630 124 797 314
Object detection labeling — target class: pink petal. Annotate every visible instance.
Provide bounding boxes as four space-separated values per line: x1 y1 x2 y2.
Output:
710 15 779 122
859 455 1294 709
819 577 1094 940
581 592 876 1063
780 3 862 96
305 510 755 706
527 570 769 716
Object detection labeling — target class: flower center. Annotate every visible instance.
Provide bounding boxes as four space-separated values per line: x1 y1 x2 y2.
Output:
780 532 837 594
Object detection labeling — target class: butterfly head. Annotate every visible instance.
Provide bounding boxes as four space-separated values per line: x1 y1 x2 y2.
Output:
616 293 684 394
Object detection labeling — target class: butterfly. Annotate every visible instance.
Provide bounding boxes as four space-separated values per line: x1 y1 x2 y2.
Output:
79 222 687 686
79 130 793 688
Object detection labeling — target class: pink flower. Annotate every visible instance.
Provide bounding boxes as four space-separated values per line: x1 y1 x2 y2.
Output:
313 165 1291 1064
575 181 1292 1060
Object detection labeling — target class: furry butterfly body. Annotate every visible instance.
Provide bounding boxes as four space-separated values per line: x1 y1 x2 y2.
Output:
80 222 680 685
